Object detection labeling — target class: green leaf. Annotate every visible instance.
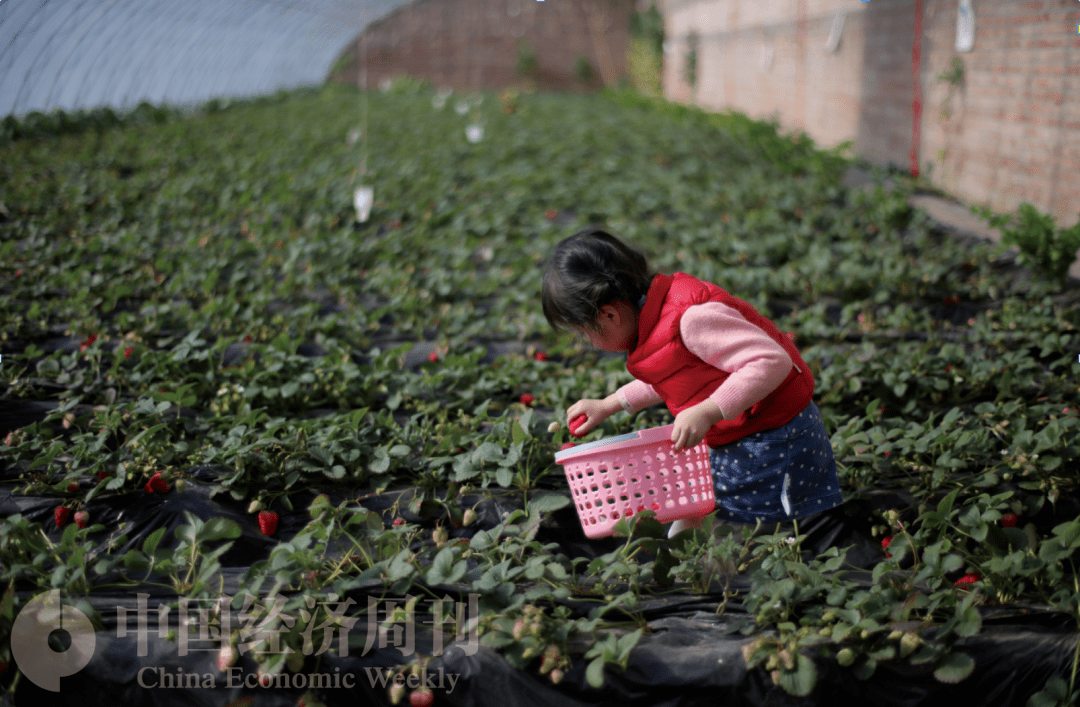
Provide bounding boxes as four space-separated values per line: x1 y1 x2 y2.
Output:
124 550 150 572
937 488 961 517
586 656 606 688
470 530 493 551
197 518 242 543
474 442 503 463
779 653 818 697
528 493 571 513
142 527 167 556
653 546 676 587
933 651 975 684
309 446 333 465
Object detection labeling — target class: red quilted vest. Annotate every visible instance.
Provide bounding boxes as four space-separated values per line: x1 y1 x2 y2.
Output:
626 272 815 447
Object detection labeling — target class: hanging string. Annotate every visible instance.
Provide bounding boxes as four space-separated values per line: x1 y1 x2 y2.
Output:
353 32 374 222
360 32 369 180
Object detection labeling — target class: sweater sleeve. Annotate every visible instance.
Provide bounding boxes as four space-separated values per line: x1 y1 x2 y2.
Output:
615 379 665 414
679 302 793 420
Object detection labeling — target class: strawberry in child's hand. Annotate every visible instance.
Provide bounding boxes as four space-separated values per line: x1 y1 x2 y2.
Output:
74 511 89 529
568 414 587 437
1002 513 1017 528
409 688 434 707
258 510 279 536
54 507 72 527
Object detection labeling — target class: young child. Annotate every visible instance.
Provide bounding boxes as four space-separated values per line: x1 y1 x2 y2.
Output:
541 227 843 537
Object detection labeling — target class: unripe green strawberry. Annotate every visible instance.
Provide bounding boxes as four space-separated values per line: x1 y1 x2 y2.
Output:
248 499 264 514
388 681 406 705
217 644 238 671
887 630 904 641
837 648 856 667
174 478 187 493
900 632 921 658
540 644 560 674
741 637 764 664
770 669 781 685
778 649 794 671
549 668 564 684
462 508 477 526
512 620 527 641
433 525 448 547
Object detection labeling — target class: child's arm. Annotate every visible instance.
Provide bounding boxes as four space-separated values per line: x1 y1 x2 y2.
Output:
566 382 662 437
680 302 793 420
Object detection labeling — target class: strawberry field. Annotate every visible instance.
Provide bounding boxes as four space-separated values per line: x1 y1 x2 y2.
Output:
1 80 1080 707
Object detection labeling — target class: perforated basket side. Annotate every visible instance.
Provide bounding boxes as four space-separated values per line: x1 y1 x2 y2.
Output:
563 437 714 538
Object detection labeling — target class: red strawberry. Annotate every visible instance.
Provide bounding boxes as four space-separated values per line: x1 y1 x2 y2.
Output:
534 352 549 361
881 536 893 558
393 517 405 526
68 482 79 492
545 209 557 220
409 688 434 707
519 394 534 407
144 472 169 494
954 572 980 587
1002 513 1018 528
74 511 89 529
54 507 72 527
124 347 134 358
258 510 279 536
568 414 587 437
428 351 439 362
560 442 576 450
97 471 109 481
244 335 253 343
0 661 8 673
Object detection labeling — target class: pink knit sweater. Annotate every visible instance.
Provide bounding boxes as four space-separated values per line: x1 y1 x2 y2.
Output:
617 302 795 420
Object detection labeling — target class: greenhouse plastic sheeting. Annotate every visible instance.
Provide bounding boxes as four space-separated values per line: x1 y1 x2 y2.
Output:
0 0 415 119
0 465 1075 707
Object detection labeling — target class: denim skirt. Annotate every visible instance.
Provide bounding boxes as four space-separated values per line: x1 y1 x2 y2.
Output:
709 402 843 524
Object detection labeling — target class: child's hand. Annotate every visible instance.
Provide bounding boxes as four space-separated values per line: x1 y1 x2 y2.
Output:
671 399 725 451
566 396 621 437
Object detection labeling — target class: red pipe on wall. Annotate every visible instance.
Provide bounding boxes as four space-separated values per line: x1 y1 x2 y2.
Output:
910 0 924 178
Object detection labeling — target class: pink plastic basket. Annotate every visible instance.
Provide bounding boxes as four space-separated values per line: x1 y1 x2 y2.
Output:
554 424 715 539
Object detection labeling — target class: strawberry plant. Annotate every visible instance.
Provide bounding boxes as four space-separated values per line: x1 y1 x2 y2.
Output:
2 81 1079 704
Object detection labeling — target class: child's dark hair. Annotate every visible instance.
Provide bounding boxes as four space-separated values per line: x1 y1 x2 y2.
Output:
542 227 656 334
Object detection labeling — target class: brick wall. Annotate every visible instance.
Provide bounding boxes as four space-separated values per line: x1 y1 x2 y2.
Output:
659 0 1080 225
331 0 636 94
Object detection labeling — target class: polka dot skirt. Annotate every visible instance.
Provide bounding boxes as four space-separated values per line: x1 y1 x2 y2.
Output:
709 402 843 524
